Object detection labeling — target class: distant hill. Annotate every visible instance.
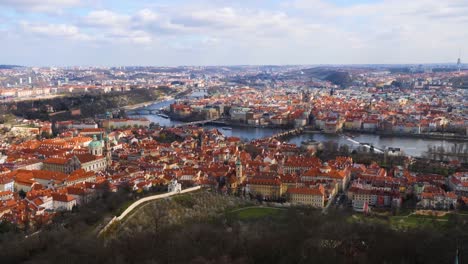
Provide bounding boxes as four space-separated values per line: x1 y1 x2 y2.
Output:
450 76 468 89
0 65 23 69
301 67 353 87
324 71 352 87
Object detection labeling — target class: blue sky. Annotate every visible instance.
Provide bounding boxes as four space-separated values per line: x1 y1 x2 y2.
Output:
0 0 467 66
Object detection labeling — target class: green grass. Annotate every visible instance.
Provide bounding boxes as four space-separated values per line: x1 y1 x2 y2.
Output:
229 207 284 220
349 212 456 230
115 200 135 216
172 194 196 208
390 214 449 229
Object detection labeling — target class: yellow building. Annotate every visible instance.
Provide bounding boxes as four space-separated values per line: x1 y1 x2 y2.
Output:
246 178 286 199
288 186 326 208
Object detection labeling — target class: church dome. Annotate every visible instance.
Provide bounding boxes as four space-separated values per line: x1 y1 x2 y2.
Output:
88 135 102 149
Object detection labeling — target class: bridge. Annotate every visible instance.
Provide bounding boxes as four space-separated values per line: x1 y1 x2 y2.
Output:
173 118 220 128
265 127 304 141
343 136 384 153
126 108 162 115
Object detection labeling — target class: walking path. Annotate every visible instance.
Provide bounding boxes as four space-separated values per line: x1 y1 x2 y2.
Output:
98 186 200 237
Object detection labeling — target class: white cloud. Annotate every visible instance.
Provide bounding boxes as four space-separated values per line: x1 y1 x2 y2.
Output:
84 10 130 27
2 0 468 65
19 21 92 41
0 0 82 13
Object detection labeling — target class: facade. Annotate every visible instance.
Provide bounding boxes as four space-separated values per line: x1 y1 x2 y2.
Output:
102 118 150 129
288 186 325 207
448 172 468 194
43 136 108 173
246 178 286 199
43 155 107 174
168 179 182 193
348 187 401 209
52 193 77 211
0 177 14 192
419 191 457 210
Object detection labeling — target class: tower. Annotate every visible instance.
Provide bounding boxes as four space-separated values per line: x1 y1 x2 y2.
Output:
457 49 462 72
103 135 112 165
235 159 243 181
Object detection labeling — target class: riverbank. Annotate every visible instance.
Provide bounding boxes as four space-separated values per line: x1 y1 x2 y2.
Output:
343 129 468 142
130 111 465 158
122 96 174 110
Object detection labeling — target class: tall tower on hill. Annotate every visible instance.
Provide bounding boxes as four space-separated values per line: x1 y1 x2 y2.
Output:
457 49 462 72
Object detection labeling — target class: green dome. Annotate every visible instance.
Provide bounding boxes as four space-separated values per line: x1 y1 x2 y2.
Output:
88 135 102 148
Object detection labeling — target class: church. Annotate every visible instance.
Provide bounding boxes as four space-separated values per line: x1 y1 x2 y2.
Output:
43 136 110 174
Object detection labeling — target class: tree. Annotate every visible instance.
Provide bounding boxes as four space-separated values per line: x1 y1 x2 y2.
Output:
255 194 264 203
18 189 26 199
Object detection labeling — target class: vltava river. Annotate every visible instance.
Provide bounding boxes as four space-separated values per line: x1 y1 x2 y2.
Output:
131 99 464 157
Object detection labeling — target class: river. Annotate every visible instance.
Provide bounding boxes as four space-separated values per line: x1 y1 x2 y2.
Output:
130 99 464 157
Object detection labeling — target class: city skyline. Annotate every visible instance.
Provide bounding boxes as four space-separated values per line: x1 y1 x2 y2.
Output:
1 0 467 66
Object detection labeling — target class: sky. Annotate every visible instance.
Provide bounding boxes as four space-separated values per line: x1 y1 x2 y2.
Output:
0 0 467 66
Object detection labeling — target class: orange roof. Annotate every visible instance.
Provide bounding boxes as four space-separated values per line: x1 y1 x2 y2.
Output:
44 157 69 165
247 178 282 186
52 193 76 202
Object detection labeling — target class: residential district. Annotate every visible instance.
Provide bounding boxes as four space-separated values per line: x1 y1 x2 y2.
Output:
0 64 466 230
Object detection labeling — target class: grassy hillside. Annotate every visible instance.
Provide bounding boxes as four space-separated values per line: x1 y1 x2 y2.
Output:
301 67 353 87
2 191 468 263
6 87 174 121
111 190 253 238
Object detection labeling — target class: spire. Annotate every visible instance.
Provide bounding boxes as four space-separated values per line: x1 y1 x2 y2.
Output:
457 48 462 72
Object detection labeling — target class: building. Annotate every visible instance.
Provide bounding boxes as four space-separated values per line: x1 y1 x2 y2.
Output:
43 154 107 174
0 177 14 192
448 172 468 195
288 185 326 207
43 137 107 173
168 179 181 193
52 193 77 211
102 118 150 129
246 178 286 200
348 187 401 210
301 163 351 191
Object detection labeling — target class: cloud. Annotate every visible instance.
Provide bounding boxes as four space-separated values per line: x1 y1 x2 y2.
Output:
19 21 92 41
1 0 467 65
0 0 82 13
83 10 130 27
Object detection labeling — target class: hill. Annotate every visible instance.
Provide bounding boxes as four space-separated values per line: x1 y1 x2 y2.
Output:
0 65 23 69
3 87 174 122
1 190 467 263
451 76 468 89
300 67 353 87
108 190 252 238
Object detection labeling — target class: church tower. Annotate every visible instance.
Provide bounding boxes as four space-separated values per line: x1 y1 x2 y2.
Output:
103 135 112 165
236 159 243 181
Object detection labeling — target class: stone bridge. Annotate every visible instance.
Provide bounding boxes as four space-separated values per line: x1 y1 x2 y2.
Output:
172 118 220 128
265 127 304 141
